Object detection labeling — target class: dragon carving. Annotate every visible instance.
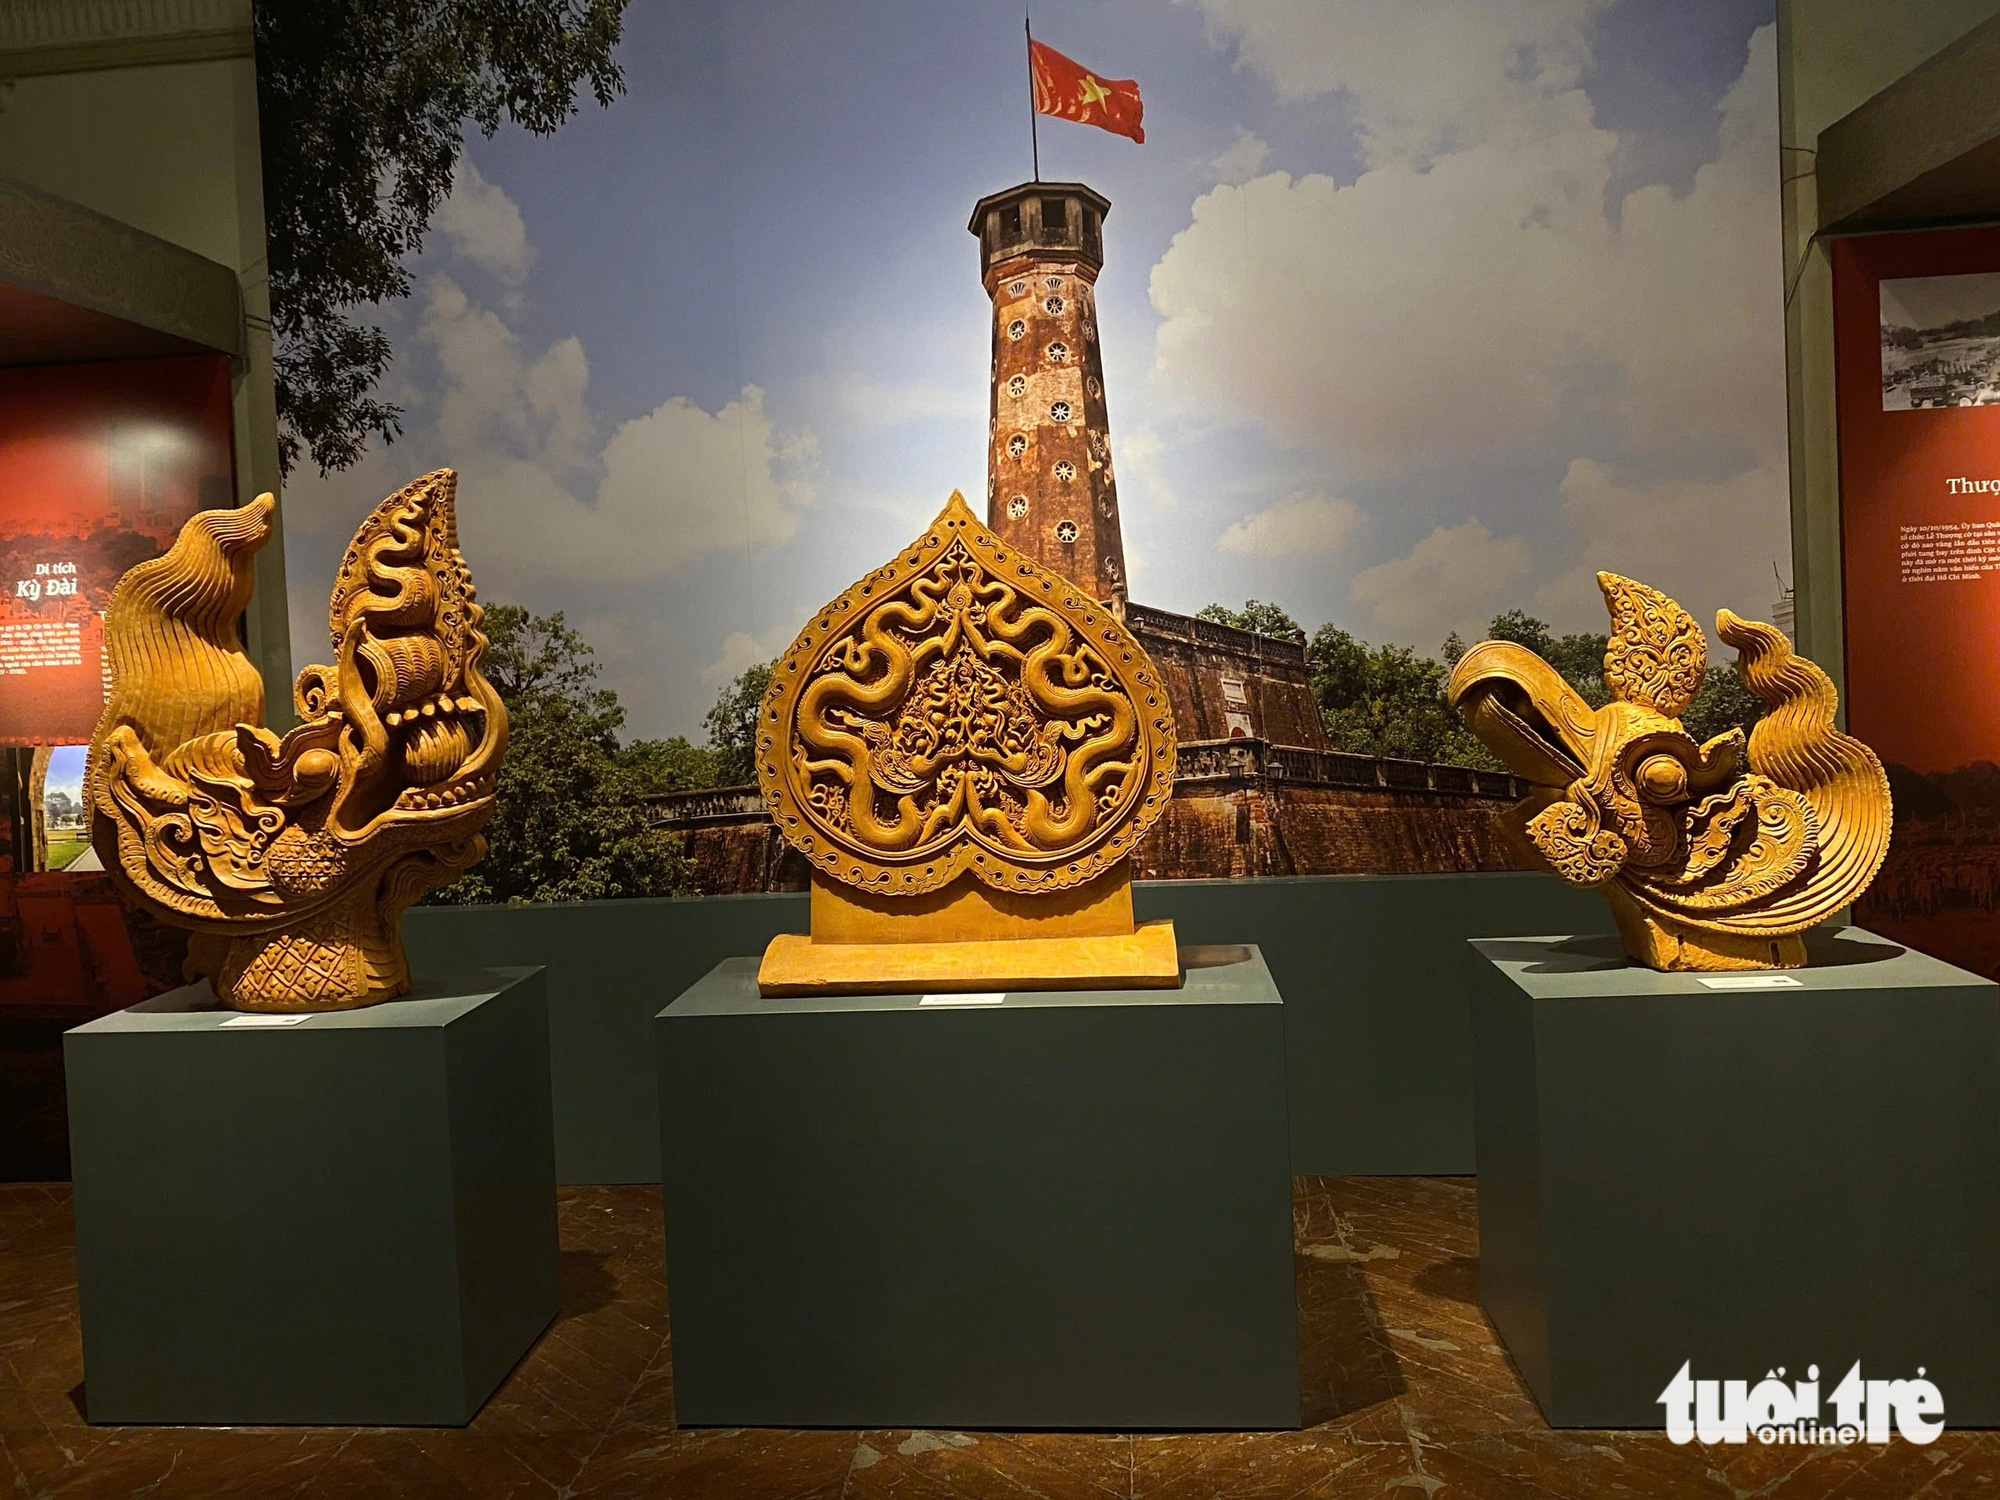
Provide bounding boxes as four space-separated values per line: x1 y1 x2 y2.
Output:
758 491 1176 895
86 471 507 1011
1447 572 1890 970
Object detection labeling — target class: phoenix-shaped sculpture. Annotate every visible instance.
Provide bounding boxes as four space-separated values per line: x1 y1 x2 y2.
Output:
86 470 507 1011
1447 573 1890 971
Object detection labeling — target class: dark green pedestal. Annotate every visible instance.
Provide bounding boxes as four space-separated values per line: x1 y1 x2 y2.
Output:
403 873 1607 1183
657 946 1301 1429
406 893 809 1182
1138 874 1608 1173
1470 929 2000 1428
65 968 559 1426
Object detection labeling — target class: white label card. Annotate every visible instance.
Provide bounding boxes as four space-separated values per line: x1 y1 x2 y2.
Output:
219 1014 310 1027
918 993 1007 1006
1693 974 1803 990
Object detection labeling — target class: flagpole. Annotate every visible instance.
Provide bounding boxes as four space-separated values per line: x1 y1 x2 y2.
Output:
1025 9 1040 181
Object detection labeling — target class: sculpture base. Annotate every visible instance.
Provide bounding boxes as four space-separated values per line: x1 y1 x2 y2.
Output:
662 946 1298 1428
1468 928 2000 1426
757 919 1181 996
1606 888 1809 971
64 967 559 1425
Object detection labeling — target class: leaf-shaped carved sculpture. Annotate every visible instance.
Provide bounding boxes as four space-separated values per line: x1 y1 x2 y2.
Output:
759 491 1176 892
754 492 1180 994
86 471 507 1011
1448 572 1890 971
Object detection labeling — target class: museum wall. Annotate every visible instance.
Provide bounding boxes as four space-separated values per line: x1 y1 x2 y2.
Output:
0 11 290 699
1776 0 2000 682
269 0 1801 901
1833 227 2000 983
0 3 287 1178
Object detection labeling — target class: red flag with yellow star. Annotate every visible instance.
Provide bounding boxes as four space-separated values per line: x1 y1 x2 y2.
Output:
1030 39 1145 144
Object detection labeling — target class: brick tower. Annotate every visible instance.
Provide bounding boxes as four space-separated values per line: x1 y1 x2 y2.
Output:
969 181 1125 603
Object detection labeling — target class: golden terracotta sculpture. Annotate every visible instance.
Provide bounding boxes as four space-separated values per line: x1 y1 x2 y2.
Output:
1447 573 1890 971
87 471 506 1011
756 492 1179 994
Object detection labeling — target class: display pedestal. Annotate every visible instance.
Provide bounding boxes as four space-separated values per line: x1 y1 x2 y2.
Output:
1469 928 2000 1428
657 946 1300 1429
65 968 559 1426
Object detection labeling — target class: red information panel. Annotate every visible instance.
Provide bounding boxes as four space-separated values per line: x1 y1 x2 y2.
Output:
0 356 235 746
1837 229 2000 979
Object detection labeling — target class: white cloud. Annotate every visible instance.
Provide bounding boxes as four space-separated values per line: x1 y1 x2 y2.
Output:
700 628 789 689
1350 518 1533 644
585 386 816 579
1218 492 1363 557
1119 425 1177 509
1195 0 1614 168
430 158 532 286
289 275 817 621
833 374 982 430
1210 127 1271 185
1149 24 1784 473
1535 457 1792 637
400 273 817 587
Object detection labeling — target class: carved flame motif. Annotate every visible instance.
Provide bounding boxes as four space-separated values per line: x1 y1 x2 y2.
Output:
758 492 1176 894
1448 572 1891 971
86 471 507 1010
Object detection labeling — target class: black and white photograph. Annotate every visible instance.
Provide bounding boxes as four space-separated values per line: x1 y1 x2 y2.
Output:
1882 270 2000 409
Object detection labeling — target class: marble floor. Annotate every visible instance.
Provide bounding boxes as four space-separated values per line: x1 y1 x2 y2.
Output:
2 1176 1993 1498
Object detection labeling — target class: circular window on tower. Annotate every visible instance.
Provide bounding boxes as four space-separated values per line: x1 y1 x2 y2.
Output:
1007 319 1026 341
1007 495 1029 519
1050 400 1072 423
1046 341 1069 364
1044 295 1066 316
1006 433 1027 458
1053 460 1076 484
1009 280 1028 297
1045 276 1063 291
1055 520 1079 545
1086 375 1102 398
1105 556 1121 581
1007 375 1027 399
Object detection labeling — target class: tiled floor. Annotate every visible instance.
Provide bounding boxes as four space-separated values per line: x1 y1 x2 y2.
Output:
2 1176 1993 1498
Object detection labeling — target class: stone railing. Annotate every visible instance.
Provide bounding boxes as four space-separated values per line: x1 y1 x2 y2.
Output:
642 785 767 828
1122 602 1310 667
1176 738 1528 800
645 741 1526 830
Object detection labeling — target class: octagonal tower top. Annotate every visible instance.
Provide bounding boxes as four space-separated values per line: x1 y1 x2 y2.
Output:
968 181 1111 289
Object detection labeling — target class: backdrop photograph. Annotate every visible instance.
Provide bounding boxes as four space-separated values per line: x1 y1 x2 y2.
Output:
276 0 1790 900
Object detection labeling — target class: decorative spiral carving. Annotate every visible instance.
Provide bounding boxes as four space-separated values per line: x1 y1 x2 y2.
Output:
85 470 509 1010
1448 573 1891 970
757 492 1176 895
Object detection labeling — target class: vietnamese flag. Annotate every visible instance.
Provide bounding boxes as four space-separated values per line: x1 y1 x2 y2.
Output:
1030 39 1145 144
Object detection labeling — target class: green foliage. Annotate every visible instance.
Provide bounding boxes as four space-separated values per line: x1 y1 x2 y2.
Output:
620 736 722 796
1479 608 1764 741
1307 625 1497 767
1484 609 1609 706
1681 661 1764 745
433 603 690 904
256 0 628 475
703 661 774 786
1195 600 1307 642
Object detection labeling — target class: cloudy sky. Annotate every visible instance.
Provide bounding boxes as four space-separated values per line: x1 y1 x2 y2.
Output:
282 0 1787 741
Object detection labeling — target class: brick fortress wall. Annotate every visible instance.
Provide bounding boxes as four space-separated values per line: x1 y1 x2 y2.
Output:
645 177 1540 894
649 746 1534 894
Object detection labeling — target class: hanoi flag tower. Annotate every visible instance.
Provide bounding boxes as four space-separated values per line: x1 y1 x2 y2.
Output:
966 178 1327 750
642 176 1537 889
969 182 1127 604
